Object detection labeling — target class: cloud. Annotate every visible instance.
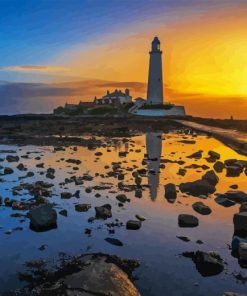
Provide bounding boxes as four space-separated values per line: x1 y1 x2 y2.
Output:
0 65 69 74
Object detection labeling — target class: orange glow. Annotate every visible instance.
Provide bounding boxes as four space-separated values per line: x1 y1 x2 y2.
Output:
53 5 247 118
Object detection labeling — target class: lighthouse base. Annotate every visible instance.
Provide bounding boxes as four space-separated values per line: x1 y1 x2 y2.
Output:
129 103 186 117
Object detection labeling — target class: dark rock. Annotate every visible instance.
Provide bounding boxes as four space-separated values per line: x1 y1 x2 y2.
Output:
28 204 57 232
61 192 72 199
16 163 25 171
105 237 123 246
208 150 220 160
213 161 225 173
187 151 202 159
126 220 142 230
6 155 19 162
202 170 219 186
59 209 68 217
164 183 177 203
226 166 243 177
179 179 216 197
116 194 128 203
224 191 247 203
178 214 199 227
215 195 236 207
3 167 14 175
95 204 112 219
192 202 212 215
183 251 224 276
240 202 247 213
233 212 247 235
177 236 190 242
135 188 142 198
177 168 187 176
75 203 91 212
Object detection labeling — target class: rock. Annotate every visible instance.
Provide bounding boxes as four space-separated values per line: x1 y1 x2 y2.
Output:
215 195 236 207
3 167 14 175
16 163 25 171
85 187 92 193
116 194 128 203
135 214 146 221
126 220 142 230
192 202 212 215
231 236 247 252
177 168 187 176
183 251 224 276
66 158 81 165
239 242 247 261
105 237 123 246
6 155 19 162
119 151 128 157
226 166 243 177
233 212 247 235
178 214 199 227
59 209 68 217
134 188 142 198
224 191 247 203
187 151 202 159
73 190 80 198
240 202 247 212
208 150 220 160
95 204 112 219
61 192 72 199
28 204 57 232
179 179 216 197
75 204 91 212
213 161 225 173
177 236 190 242
164 183 177 203
202 170 219 186
135 176 142 186
62 255 140 296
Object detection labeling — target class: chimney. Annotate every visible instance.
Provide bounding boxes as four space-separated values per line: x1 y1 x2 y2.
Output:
107 90 109 95
125 89 130 96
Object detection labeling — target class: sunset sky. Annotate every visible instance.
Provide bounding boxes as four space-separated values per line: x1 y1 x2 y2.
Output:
0 0 247 118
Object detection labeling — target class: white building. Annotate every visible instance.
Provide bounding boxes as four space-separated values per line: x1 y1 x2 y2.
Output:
129 37 186 117
95 89 132 106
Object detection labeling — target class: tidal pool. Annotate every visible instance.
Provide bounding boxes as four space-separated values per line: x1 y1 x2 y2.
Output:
0 132 247 295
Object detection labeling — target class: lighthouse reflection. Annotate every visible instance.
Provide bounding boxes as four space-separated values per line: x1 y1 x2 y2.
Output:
146 132 162 201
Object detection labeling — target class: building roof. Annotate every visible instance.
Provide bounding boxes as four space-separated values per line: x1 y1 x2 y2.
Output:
102 89 130 99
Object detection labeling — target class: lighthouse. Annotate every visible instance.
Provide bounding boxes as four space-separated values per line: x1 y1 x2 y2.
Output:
147 36 163 105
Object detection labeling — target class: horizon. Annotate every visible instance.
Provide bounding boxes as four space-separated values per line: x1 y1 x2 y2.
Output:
1 0 247 119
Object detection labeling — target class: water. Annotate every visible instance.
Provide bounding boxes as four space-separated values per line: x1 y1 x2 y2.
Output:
0 132 246 295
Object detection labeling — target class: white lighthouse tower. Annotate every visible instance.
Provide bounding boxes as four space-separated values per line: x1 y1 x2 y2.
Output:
147 36 163 105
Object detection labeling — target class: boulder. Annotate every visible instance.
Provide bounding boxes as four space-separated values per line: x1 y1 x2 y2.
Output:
202 170 219 186
28 204 57 232
183 251 224 277
225 191 247 203
61 192 72 199
240 202 247 212
105 237 123 246
215 195 236 207
187 151 202 159
135 188 142 198
95 204 112 219
16 163 25 171
116 194 128 203
126 220 142 230
6 155 19 162
239 242 247 261
179 179 216 197
233 212 247 235
208 150 220 160
226 166 243 177
231 236 247 252
164 183 177 203
213 161 225 173
192 202 212 215
75 204 91 212
3 167 14 175
178 214 199 227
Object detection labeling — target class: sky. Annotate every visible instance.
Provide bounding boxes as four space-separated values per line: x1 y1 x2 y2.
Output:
0 0 247 118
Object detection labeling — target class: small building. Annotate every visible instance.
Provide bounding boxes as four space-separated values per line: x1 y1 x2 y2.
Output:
79 101 95 108
95 89 132 106
64 103 78 110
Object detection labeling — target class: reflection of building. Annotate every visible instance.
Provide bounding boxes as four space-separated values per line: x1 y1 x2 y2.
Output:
95 89 132 106
146 132 162 201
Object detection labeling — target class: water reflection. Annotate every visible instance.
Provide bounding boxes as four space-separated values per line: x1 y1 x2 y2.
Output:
146 132 162 201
